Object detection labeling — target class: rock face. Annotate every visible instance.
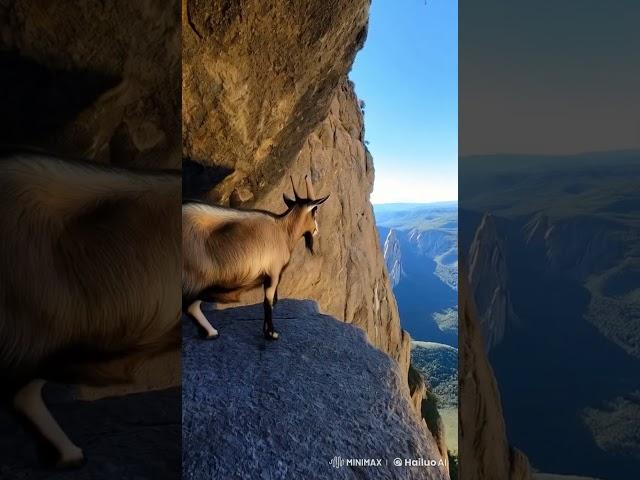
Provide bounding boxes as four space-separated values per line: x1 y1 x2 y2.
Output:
523 213 622 282
182 0 369 199
459 267 531 480
182 300 448 480
384 229 405 288
182 0 410 376
468 214 518 351
0 1 181 168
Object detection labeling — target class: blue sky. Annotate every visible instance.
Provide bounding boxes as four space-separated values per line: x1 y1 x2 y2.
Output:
350 0 458 204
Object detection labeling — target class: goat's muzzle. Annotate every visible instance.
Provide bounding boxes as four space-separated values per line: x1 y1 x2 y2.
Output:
304 231 315 254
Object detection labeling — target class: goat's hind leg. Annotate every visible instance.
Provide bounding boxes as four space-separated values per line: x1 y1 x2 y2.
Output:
13 379 84 468
273 270 286 307
187 300 219 339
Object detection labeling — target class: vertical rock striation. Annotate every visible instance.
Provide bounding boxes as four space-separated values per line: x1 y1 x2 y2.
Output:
384 229 405 288
468 214 518 351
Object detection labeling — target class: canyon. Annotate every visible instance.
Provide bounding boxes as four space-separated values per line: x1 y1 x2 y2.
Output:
460 151 640 478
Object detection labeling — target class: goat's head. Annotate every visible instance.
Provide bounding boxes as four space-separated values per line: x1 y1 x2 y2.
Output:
283 175 330 253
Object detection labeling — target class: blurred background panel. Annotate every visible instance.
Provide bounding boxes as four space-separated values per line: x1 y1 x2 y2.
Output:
0 2 181 479
460 1 640 479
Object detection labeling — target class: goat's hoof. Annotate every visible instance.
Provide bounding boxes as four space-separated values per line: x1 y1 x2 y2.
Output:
264 330 279 341
204 331 219 340
56 447 85 469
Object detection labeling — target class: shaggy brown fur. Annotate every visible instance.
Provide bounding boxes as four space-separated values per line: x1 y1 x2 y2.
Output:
182 176 329 340
0 150 181 466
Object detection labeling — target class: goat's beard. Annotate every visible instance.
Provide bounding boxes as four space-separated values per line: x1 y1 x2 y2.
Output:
304 232 314 254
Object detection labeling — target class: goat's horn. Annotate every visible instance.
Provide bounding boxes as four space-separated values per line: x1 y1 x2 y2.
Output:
305 174 316 200
290 176 300 200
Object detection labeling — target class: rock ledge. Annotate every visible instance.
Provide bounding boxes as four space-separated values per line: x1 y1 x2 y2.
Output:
182 299 447 480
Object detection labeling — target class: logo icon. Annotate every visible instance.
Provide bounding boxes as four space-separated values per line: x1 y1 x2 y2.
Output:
393 458 403 467
330 456 345 469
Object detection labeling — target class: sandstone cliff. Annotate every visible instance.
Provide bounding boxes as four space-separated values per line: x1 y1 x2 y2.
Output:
182 0 410 376
468 214 518 351
183 300 448 480
459 266 531 480
384 229 405 288
1 1 181 169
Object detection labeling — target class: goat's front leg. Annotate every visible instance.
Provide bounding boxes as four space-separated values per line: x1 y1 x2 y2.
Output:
263 276 279 340
188 300 219 339
13 379 84 468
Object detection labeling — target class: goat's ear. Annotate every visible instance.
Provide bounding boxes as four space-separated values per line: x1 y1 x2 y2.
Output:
283 194 296 208
307 194 330 211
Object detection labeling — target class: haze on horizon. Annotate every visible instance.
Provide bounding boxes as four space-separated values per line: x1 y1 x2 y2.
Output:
350 0 458 205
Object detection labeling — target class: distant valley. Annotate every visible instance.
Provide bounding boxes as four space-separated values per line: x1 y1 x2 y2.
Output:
411 341 458 454
410 341 458 408
460 150 640 479
375 202 459 454
375 202 458 346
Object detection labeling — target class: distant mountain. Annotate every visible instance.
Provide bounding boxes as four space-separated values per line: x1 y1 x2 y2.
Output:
375 203 458 346
383 229 403 287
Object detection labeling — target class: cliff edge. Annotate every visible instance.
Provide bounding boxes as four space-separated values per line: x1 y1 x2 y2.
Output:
182 300 448 480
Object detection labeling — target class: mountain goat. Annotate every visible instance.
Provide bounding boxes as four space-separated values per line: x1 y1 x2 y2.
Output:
182 175 329 340
0 149 181 467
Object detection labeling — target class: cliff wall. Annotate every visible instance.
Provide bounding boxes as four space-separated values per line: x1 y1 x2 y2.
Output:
459 267 532 480
1 1 181 168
